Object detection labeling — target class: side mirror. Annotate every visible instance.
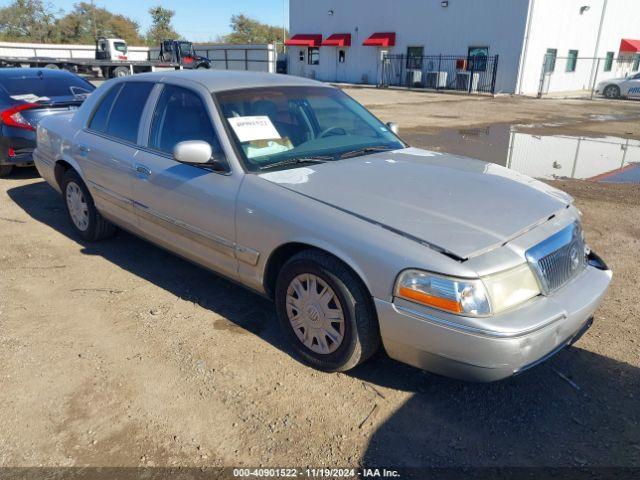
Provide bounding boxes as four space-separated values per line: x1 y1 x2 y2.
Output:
173 140 227 171
386 122 399 135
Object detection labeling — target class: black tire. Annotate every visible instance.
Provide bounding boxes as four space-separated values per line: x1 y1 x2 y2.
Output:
0 165 13 177
604 85 620 99
112 66 130 77
62 169 116 241
275 250 381 372
196 64 209 70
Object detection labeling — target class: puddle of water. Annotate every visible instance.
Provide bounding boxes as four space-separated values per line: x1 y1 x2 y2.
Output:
403 125 640 184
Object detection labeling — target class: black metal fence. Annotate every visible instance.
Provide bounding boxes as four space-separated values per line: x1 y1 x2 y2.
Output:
380 54 500 94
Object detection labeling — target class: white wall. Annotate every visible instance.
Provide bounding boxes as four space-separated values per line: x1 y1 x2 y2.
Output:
518 0 640 94
289 0 530 92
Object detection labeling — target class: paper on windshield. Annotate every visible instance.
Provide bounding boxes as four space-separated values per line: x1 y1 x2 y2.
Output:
10 94 50 103
227 116 281 143
246 139 294 159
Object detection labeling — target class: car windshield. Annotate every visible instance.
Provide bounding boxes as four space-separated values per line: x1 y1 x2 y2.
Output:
215 86 405 171
0 72 95 100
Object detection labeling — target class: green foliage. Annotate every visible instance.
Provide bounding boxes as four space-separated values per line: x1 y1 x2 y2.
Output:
0 0 143 45
54 2 144 44
145 6 180 46
0 0 58 43
221 14 287 44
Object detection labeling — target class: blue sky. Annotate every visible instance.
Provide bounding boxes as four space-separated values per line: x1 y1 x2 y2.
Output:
41 0 289 42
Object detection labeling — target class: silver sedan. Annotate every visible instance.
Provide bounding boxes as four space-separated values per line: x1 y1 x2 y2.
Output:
34 71 612 381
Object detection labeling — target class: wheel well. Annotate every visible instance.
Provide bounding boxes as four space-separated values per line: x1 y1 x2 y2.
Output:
263 243 372 301
54 160 73 190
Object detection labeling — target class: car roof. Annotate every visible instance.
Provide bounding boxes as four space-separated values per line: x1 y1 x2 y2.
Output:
124 70 331 92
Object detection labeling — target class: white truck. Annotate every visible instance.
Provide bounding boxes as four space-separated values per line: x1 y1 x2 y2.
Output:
0 38 210 79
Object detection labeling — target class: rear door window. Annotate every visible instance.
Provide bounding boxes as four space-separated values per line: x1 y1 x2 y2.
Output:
149 84 221 155
88 84 122 133
106 82 154 144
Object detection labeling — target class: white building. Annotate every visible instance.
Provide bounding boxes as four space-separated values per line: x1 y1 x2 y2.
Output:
286 0 640 94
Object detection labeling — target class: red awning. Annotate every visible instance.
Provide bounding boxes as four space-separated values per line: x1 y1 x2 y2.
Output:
322 33 352 47
285 34 322 47
363 32 396 47
620 39 640 53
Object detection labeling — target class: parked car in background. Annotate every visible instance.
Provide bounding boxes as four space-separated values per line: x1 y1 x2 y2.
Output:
34 71 612 381
596 72 640 99
0 68 94 177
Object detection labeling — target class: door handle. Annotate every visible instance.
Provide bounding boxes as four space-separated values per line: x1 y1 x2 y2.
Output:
134 163 152 177
78 145 90 157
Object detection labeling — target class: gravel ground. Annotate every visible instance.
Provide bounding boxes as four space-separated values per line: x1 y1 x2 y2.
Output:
0 93 639 470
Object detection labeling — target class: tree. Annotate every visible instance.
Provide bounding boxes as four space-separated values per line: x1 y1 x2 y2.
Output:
146 6 180 46
0 0 58 42
221 14 287 44
54 2 144 45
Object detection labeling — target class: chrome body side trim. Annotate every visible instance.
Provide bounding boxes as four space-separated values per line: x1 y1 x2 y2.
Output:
88 180 132 209
394 304 566 339
133 200 236 258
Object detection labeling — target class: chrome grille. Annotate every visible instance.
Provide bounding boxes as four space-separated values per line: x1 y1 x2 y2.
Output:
526 222 587 294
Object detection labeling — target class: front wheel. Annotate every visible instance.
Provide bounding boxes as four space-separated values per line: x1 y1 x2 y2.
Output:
275 250 381 372
603 85 620 99
62 170 116 241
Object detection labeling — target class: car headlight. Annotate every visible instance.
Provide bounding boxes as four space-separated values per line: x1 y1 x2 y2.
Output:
395 264 540 317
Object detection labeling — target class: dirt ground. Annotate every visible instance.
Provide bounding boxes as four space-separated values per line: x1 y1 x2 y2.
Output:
1 92 639 471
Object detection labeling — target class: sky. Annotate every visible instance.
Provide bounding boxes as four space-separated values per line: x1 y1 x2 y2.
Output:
39 0 290 42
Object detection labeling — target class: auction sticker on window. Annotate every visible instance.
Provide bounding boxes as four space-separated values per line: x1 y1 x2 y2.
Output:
228 116 281 143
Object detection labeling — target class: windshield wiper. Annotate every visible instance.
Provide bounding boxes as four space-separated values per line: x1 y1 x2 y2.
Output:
338 146 394 160
259 156 333 171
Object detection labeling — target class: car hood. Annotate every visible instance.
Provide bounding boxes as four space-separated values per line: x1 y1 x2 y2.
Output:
259 148 571 259
599 77 626 85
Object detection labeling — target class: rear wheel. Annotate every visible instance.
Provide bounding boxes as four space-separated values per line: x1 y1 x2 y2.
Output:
275 250 381 372
604 85 620 98
0 165 13 177
62 170 116 241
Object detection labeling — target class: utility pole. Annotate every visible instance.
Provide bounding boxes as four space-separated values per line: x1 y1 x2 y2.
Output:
91 0 98 40
282 0 286 44
589 0 608 88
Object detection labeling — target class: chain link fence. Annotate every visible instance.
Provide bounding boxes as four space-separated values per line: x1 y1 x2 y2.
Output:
538 52 640 99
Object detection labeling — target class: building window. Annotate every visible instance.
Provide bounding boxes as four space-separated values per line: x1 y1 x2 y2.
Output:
604 52 615 72
634 54 640 71
406 46 424 69
566 50 579 72
338 50 346 63
307 47 319 65
544 48 557 73
468 46 489 72
299 50 304 62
